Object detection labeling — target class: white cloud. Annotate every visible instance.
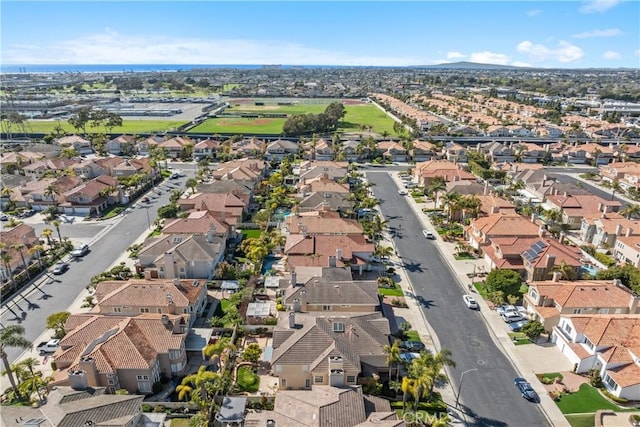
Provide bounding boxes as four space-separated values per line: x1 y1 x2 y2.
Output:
469 51 510 65
603 50 621 60
527 9 542 17
1 30 424 66
579 0 619 13
511 61 532 68
572 28 622 38
446 51 466 60
516 40 584 63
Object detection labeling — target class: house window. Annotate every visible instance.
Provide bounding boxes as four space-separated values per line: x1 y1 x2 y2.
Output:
314 376 324 384
346 375 356 383
113 307 122 313
563 323 573 335
333 322 345 332
572 308 582 314
305 379 311 388
603 374 618 391
275 365 282 373
597 308 609 314
109 387 116 394
136 375 149 381
140 308 150 313
323 305 331 311
157 308 162 313
171 362 184 373
138 382 152 393
280 378 287 388
107 379 115 385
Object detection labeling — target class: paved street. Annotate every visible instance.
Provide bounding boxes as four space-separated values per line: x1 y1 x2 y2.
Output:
366 171 549 427
0 173 193 363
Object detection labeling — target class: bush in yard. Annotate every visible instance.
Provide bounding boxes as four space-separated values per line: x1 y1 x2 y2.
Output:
589 369 603 388
522 320 545 342
485 269 523 298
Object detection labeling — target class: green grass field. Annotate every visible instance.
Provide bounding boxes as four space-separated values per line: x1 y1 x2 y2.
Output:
236 366 260 393
379 287 404 297
556 384 624 414
25 120 186 134
189 104 396 135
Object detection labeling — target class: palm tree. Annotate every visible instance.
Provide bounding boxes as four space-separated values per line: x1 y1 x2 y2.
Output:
620 203 640 219
426 177 447 208
611 180 622 201
441 191 461 222
554 261 578 281
43 183 59 211
41 228 53 246
383 341 402 382
10 243 30 279
52 220 63 243
0 244 14 286
543 208 563 227
185 178 198 195
401 376 415 411
27 244 44 269
0 325 32 398
16 357 48 400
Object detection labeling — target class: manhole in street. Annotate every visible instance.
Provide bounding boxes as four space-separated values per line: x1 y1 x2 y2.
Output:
477 360 486 366
469 340 482 347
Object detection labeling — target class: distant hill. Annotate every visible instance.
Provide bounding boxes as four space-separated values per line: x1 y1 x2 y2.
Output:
418 61 526 70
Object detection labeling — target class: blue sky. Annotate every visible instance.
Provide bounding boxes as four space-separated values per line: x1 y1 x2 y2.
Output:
2 1 639 68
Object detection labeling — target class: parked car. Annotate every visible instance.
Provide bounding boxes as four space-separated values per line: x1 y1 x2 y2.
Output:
0 214 9 221
52 262 69 275
496 305 517 316
508 320 529 332
501 311 524 323
463 294 479 309
422 229 435 239
70 244 89 258
514 377 538 401
36 339 60 354
398 189 408 196
399 341 426 352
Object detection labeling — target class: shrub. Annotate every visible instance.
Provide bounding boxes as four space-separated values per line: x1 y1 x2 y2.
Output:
600 388 629 404
141 404 152 412
152 381 163 394
264 317 278 326
588 369 603 388
276 303 284 311
549 390 563 401
152 405 165 413
594 252 616 267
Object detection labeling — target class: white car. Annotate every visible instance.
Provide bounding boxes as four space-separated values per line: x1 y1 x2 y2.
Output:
398 189 408 195
422 229 435 239
463 295 478 309
501 311 525 323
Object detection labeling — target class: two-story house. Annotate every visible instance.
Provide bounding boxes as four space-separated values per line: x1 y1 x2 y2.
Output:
413 159 476 188
106 135 137 156
543 194 621 230
523 278 640 330
411 140 440 162
376 141 407 162
56 135 93 155
580 213 640 248
22 158 76 180
552 314 640 400
270 312 391 390
266 139 299 161
614 234 640 267
466 212 540 253
284 234 374 274
51 313 188 394
193 138 221 160
92 278 208 327
0 223 39 283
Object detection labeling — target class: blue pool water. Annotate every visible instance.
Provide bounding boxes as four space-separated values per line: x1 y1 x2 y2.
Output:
581 264 598 276
261 255 282 274
272 207 291 222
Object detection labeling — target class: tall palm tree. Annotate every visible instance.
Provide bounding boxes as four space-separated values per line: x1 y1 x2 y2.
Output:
441 191 461 222
27 244 44 269
427 177 447 208
10 243 30 279
52 220 63 243
41 228 53 246
554 261 578 281
43 183 59 210
185 178 198 195
0 325 32 398
543 208 563 227
620 203 640 219
383 341 402 382
0 243 14 286
16 357 48 400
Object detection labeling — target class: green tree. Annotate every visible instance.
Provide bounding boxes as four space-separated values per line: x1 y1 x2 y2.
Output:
383 341 402 382
522 320 546 342
0 325 32 398
241 343 262 364
51 220 63 243
485 269 523 298
185 178 198 195
46 311 71 339
620 203 640 219
68 107 92 135
427 177 447 208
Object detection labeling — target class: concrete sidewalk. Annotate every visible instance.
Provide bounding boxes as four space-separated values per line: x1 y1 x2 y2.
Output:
381 171 571 427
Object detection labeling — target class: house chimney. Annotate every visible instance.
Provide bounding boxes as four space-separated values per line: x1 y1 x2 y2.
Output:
546 254 556 270
598 202 604 212
491 206 500 214
613 278 623 287
291 272 297 287
551 271 562 282
539 225 546 237
288 312 296 329
164 252 175 279
616 224 623 236
206 224 217 242
484 181 489 195
293 299 301 313
68 370 89 391
143 270 152 280
626 227 634 237
336 248 343 261
161 315 169 325
531 213 536 223
559 232 566 244
78 356 99 387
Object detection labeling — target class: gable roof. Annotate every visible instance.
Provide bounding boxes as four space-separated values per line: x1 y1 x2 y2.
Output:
470 213 540 238
284 278 379 308
530 280 636 309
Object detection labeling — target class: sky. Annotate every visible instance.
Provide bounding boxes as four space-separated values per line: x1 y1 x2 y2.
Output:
1 0 639 69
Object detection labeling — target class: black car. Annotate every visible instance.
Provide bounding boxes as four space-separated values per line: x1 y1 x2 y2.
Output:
514 377 538 401
399 340 426 352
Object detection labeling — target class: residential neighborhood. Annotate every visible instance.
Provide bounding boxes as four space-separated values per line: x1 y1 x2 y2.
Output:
2 66 640 427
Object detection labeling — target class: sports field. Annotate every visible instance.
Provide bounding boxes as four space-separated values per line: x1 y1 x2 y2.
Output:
189 102 395 135
24 120 185 134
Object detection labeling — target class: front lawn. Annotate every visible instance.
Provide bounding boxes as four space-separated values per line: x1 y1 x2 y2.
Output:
236 366 260 393
508 332 532 345
565 414 595 427
472 281 488 299
170 420 190 427
379 287 404 297
405 330 421 342
454 252 476 260
240 229 262 239
220 299 232 312
556 383 624 414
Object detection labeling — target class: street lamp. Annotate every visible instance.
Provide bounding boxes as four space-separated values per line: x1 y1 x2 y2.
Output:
455 368 479 408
